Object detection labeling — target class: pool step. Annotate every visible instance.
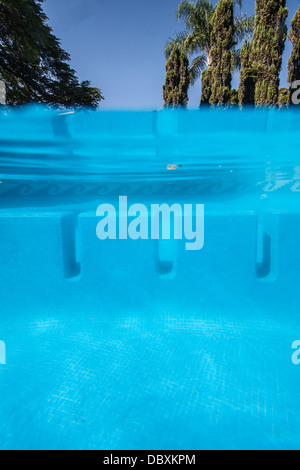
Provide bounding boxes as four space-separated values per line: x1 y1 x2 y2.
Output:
156 239 178 279
0 211 299 311
256 215 279 282
61 214 81 280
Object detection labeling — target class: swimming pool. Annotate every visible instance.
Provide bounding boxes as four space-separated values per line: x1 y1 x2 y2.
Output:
0 106 299 450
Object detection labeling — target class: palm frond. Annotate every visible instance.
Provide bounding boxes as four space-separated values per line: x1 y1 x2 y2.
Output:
234 13 255 42
189 55 207 85
164 32 189 59
184 32 209 56
177 0 195 24
177 0 214 32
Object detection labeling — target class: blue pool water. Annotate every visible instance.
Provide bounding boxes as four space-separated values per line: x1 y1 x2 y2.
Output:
0 106 299 450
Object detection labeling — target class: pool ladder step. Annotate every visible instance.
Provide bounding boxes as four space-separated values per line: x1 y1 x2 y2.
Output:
61 214 81 280
256 215 279 282
60 212 279 282
156 239 178 279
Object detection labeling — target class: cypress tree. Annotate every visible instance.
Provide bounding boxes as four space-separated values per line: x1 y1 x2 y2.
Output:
163 46 190 107
200 69 213 104
288 6 300 101
165 1 254 107
230 89 239 104
238 0 288 106
209 0 235 105
0 0 103 108
238 39 257 104
278 87 289 106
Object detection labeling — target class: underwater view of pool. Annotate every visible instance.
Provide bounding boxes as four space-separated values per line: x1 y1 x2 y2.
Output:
0 106 299 450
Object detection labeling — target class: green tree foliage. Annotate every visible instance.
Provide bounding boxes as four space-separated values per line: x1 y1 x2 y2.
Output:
278 87 289 106
0 0 103 107
238 39 256 104
229 89 239 104
288 6 300 100
200 69 213 103
165 0 254 105
238 0 288 106
209 0 235 105
163 46 190 107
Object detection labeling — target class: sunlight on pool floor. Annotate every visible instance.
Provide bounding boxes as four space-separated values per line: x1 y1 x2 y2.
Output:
0 310 299 450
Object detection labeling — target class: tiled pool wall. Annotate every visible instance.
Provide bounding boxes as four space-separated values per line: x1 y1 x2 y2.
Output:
0 200 299 320
0 108 300 449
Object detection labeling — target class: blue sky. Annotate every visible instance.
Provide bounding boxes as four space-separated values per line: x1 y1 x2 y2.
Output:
43 0 300 109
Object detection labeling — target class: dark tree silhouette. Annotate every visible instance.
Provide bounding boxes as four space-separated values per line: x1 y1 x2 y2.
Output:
0 0 103 108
